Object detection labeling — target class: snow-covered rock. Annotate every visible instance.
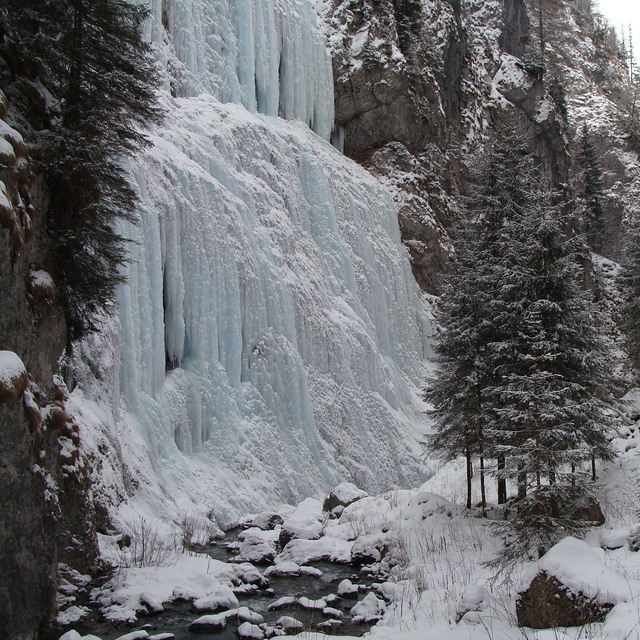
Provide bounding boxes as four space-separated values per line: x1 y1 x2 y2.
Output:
350 592 386 623
236 527 279 564
0 351 27 402
517 537 640 628
237 622 264 640
192 583 240 613
323 483 368 515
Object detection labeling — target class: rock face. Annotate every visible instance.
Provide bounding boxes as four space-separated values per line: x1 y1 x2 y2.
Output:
0 79 99 637
516 572 613 628
320 0 637 291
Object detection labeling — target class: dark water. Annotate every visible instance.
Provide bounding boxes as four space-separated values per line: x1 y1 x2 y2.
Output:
49 530 380 640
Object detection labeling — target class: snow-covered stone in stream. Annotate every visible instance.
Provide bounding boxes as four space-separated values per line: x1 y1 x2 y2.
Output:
236 527 279 563
337 579 359 598
189 613 229 633
317 619 342 630
279 498 323 546
0 351 28 402
237 622 264 640
140 591 165 614
250 512 285 530
374 581 403 602
192 583 239 612
268 596 296 611
55 605 91 625
59 632 83 640
235 607 264 624
350 592 386 622
350 532 385 565
276 537 352 565
149 635 175 640
297 596 326 610
115 631 150 640
322 606 343 617
264 560 302 577
276 615 304 631
231 563 269 587
323 482 368 514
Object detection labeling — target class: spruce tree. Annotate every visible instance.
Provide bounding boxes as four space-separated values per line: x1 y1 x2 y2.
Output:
578 123 606 253
428 129 616 558
1 0 162 338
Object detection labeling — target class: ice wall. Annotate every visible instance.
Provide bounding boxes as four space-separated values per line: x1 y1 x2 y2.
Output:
74 0 431 521
105 98 431 515
143 0 334 139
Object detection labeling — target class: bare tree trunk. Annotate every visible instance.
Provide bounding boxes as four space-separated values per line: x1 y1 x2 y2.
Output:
497 455 507 504
465 447 472 510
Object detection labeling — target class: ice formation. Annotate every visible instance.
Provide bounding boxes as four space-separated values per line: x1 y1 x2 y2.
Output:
74 0 431 521
144 0 334 140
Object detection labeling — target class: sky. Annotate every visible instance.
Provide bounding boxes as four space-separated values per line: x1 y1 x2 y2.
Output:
596 0 640 55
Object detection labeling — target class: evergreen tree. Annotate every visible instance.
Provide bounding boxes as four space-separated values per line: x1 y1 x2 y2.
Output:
578 123 606 253
1 0 162 338
620 211 640 374
428 129 616 558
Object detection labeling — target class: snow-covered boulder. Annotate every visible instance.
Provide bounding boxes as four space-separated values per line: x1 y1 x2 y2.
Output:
250 511 285 530
188 612 229 633
323 483 368 517
350 592 386 623
236 527 279 564
517 537 640 628
0 351 28 402
192 583 239 613
350 532 385 565
279 498 323 547
276 615 304 632
337 579 359 599
237 622 264 640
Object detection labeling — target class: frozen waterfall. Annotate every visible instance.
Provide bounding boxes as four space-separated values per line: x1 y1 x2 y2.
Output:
143 0 334 139
73 0 432 521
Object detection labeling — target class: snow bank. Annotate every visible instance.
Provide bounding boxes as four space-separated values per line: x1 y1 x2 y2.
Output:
522 537 640 605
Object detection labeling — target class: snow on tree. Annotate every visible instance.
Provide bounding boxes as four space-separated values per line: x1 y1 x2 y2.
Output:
578 124 606 253
427 128 616 558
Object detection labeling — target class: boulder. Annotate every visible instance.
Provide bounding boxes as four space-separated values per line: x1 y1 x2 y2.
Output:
323 483 368 514
516 537 639 628
516 571 612 628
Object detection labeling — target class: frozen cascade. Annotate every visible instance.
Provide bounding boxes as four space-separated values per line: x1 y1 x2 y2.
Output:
71 0 432 522
99 98 432 517
143 0 334 139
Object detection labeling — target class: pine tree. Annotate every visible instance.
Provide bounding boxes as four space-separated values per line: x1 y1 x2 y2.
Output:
1 0 162 339
620 211 640 374
428 129 616 558
578 123 606 253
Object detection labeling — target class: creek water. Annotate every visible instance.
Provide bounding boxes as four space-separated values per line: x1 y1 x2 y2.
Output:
50 529 380 640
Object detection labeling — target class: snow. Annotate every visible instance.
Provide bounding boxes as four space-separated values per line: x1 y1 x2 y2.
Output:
93 553 243 623
0 350 26 390
350 592 386 622
522 537 640 606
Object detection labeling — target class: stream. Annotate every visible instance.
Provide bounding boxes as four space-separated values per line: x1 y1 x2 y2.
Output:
49 528 382 640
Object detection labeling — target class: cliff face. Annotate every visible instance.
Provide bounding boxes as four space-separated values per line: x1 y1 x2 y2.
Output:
0 78 99 638
320 0 637 287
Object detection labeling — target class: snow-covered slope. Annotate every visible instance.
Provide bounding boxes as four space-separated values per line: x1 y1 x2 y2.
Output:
70 0 431 526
